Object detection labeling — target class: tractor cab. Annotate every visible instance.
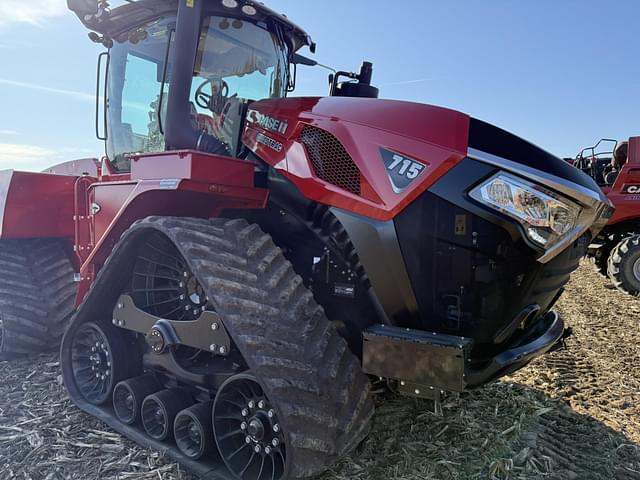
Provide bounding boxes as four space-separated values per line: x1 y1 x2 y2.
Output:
572 138 634 187
68 0 313 171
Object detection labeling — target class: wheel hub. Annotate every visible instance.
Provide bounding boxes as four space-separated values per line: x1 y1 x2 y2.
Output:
154 407 165 424
188 422 201 442
248 417 265 441
186 275 206 306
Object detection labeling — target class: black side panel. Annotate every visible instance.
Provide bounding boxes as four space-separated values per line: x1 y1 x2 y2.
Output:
332 210 419 325
469 118 597 191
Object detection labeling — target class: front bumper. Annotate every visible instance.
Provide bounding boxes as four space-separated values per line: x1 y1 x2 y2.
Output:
362 310 564 393
465 310 564 387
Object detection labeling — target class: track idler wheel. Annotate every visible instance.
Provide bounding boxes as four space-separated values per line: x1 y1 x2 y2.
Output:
174 402 214 460
113 375 161 425
213 373 287 480
69 322 129 405
142 388 193 441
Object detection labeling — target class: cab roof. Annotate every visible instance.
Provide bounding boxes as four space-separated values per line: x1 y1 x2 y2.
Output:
72 0 314 53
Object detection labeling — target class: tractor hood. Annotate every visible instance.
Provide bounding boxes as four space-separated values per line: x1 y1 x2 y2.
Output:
243 96 610 232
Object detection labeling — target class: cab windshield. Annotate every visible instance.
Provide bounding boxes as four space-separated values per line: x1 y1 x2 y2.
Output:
106 15 288 170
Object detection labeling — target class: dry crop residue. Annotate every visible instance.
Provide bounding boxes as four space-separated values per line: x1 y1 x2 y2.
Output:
0 263 638 479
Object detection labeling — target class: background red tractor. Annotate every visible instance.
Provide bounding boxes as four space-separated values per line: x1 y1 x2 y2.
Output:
571 137 640 295
0 0 612 478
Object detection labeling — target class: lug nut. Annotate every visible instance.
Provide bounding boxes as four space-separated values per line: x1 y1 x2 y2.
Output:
245 436 252 444
265 446 272 455
267 409 275 418
219 346 227 354
241 422 247 431
179 294 185 300
211 323 219 331
258 400 265 409
248 400 255 409
183 271 188 278
209 344 217 352
273 423 280 433
241 408 249 417
254 445 261 453
272 438 279 447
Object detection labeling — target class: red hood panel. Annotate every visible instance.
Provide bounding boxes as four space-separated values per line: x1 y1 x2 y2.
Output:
243 96 470 221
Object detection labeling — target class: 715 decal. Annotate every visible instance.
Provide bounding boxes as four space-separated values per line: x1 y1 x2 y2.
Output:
379 147 428 193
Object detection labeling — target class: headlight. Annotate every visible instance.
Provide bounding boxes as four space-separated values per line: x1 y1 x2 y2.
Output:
470 173 582 248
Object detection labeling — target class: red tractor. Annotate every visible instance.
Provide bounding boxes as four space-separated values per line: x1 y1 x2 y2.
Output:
572 137 640 294
0 0 611 478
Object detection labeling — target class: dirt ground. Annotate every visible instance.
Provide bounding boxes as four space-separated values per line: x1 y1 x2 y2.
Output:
0 263 638 480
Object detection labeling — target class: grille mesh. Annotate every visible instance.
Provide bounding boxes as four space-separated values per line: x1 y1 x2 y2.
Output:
299 125 361 195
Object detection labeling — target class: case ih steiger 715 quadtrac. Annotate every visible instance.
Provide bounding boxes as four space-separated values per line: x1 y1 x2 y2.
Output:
571 137 640 295
0 0 611 478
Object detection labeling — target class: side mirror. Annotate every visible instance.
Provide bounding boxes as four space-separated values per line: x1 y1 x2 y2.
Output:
67 0 99 16
291 53 318 67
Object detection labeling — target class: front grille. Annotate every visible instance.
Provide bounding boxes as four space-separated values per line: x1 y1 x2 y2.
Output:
299 125 361 195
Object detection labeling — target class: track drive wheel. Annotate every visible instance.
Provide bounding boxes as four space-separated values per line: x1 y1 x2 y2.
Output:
608 234 640 295
0 239 76 357
213 373 287 480
68 321 130 404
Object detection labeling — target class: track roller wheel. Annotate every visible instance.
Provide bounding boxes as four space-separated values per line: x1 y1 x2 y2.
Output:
69 322 129 405
174 402 214 459
142 388 193 441
607 234 640 295
113 375 161 425
213 373 286 480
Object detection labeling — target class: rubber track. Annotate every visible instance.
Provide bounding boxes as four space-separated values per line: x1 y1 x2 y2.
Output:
309 204 371 290
0 239 76 355
132 217 374 478
607 235 640 295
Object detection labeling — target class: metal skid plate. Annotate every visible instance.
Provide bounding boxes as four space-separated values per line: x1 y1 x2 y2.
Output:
362 324 473 392
112 294 231 355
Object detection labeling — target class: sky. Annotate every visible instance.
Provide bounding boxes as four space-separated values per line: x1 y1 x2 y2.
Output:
0 0 638 171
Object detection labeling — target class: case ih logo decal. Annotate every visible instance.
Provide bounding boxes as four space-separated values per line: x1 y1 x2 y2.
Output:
380 148 427 193
247 109 288 135
623 184 640 194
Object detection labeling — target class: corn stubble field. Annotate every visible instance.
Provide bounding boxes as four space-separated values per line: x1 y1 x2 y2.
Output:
0 263 638 480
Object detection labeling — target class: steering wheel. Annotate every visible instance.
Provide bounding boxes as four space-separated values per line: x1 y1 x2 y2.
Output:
195 78 232 115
